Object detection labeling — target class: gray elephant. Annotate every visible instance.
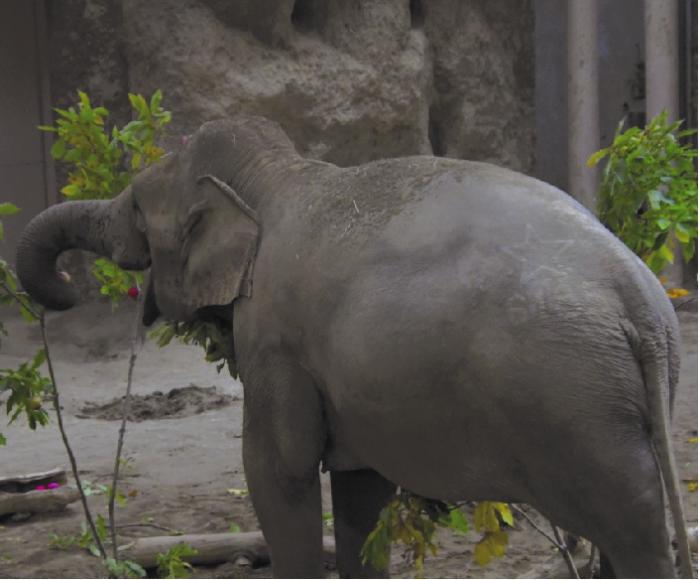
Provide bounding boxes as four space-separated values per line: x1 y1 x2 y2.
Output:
17 116 692 578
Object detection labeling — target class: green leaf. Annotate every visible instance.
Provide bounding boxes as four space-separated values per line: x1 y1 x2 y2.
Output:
50 139 66 159
474 531 509 567
675 223 690 243
586 148 609 167
682 240 696 263
447 506 469 534
658 243 675 264
656 218 670 230
228 522 241 533
493 502 514 527
0 433 6 446
0 203 20 216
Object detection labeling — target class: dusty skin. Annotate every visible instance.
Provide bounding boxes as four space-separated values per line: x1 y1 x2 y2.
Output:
0 300 696 579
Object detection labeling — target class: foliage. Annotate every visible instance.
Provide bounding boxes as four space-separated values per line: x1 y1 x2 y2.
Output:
362 494 513 577
49 514 110 556
0 202 21 248
156 543 198 579
588 112 698 274
0 187 44 448
472 501 513 567
39 90 170 200
39 90 170 302
0 349 51 430
150 319 236 375
92 258 144 304
105 557 147 579
49 521 146 578
361 491 475 577
0 203 39 339
0 91 169 573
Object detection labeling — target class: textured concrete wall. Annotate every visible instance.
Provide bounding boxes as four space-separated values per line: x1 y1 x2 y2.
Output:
46 0 535 173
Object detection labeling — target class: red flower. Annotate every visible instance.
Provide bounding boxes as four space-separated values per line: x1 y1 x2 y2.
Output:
127 286 139 299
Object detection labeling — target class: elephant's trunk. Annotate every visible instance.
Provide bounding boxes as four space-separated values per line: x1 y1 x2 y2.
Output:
16 195 147 311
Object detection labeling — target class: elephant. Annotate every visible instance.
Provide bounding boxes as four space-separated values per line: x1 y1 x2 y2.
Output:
17 115 692 578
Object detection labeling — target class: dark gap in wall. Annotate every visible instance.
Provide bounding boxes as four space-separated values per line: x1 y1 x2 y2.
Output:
428 106 445 156
291 0 315 32
409 0 424 28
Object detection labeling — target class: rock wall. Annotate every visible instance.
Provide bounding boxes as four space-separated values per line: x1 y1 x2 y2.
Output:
48 0 535 172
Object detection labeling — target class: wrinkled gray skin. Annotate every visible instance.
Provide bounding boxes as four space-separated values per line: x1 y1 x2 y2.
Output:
17 117 692 578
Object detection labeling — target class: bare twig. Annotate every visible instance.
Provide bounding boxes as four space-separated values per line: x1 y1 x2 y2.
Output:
512 505 580 579
511 505 559 546
0 281 40 320
551 523 581 579
117 522 183 534
673 296 696 311
39 311 107 560
108 287 144 559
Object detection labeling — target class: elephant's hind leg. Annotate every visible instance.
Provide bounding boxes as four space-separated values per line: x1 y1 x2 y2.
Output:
330 469 397 578
538 436 677 578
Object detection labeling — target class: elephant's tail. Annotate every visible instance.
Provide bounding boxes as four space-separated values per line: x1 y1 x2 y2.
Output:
642 327 693 578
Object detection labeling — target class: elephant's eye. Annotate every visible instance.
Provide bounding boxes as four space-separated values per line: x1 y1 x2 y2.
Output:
183 200 208 237
134 204 147 234
185 211 203 236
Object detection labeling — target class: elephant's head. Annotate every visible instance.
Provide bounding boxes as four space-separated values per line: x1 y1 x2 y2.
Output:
16 117 294 323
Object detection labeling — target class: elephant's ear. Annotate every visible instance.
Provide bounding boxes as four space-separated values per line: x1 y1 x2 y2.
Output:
182 175 259 310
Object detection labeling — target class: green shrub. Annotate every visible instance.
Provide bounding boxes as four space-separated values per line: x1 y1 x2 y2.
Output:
588 112 697 274
40 90 171 299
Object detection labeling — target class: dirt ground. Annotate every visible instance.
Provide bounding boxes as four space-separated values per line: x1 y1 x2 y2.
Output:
0 300 697 579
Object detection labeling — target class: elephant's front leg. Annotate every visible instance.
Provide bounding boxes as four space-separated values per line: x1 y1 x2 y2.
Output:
241 354 326 578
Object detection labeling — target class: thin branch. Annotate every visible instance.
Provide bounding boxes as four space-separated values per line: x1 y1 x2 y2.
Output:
511 505 560 547
0 281 41 320
116 522 183 534
550 523 581 579
674 297 696 312
39 311 107 560
108 288 144 559
512 505 580 578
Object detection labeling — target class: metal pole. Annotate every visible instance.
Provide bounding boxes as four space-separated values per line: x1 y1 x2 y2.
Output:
645 0 683 284
567 0 600 213
645 0 679 121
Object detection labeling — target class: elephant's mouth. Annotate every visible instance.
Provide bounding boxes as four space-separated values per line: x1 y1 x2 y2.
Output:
142 275 161 326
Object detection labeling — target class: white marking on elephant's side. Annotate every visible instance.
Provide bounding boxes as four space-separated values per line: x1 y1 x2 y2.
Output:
500 223 575 284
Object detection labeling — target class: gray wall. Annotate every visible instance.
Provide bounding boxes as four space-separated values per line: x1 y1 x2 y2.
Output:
534 0 648 193
0 0 55 264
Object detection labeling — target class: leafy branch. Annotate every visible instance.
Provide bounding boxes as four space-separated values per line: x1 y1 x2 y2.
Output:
588 111 697 275
361 493 513 577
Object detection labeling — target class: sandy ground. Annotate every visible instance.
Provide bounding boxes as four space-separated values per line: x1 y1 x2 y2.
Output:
0 300 697 579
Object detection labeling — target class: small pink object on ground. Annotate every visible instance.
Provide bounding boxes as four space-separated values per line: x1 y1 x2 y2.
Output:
35 485 46 491
47 482 60 489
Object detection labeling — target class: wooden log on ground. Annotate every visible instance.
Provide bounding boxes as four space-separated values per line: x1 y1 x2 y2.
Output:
0 485 80 516
0 467 67 492
120 531 336 568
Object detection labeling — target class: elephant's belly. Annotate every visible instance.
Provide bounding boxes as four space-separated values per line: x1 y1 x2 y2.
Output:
324 406 508 501
319 373 517 501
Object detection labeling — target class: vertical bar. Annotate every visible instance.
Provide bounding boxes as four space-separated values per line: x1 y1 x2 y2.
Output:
33 0 57 208
645 0 683 284
644 0 679 121
567 0 600 213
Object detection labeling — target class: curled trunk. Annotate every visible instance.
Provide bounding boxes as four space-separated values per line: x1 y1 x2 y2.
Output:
16 200 117 310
